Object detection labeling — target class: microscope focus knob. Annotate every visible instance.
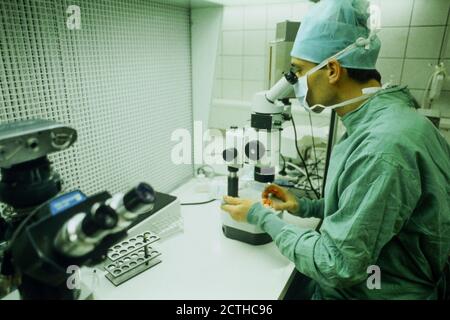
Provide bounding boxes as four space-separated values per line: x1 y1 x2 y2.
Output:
222 148 238 162
245 140 265 161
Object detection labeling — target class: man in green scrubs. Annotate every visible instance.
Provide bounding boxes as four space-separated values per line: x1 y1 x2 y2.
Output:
221 0 450 299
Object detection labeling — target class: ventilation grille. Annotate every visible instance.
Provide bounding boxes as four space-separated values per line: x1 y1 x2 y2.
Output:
0 0 193 197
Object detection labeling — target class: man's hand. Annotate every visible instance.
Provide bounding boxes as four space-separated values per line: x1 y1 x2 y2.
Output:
262 184 299 214
221 196 256 222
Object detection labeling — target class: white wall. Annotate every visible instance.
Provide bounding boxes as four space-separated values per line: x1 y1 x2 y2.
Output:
213 2 312 102
191 7 223 131
191 7 224 171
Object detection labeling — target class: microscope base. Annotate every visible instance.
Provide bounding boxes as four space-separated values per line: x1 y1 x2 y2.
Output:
221 212 272 245
222 225 272 245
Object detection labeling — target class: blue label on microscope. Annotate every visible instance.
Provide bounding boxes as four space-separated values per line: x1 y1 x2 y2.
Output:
50 190 87 216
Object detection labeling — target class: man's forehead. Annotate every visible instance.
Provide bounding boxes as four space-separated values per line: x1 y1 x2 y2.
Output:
291 58 320 70
291 58 310 67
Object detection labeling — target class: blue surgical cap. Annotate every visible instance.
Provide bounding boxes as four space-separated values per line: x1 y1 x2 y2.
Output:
291 0 381 70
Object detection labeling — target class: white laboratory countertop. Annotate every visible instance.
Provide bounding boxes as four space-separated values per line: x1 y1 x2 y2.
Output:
90 178 297 300
3 178 320 300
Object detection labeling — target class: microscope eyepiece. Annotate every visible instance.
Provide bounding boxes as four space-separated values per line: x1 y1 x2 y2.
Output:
123 182 155 213
284 70 298 85
265 71 298 103
82 204 118 236
222 148 238 162
54 182 156 258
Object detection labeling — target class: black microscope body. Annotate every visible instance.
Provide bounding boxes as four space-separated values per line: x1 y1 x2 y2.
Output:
0 120 156 299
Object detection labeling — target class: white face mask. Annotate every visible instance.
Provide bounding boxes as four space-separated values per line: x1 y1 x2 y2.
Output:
293 32 383 113
294 74 382 113
293 63 324 113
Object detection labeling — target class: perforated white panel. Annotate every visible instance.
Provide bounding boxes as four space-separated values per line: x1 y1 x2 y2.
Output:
0 0 193 195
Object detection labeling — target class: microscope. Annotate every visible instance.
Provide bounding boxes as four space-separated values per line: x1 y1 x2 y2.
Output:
0 119 157 299
221 72 298 245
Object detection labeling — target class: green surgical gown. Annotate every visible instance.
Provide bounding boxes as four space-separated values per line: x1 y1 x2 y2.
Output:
247 86 450 300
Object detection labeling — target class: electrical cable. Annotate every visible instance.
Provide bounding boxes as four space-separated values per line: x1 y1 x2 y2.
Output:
307 111 321 196
286 161 308 178
7 197 54 249
1 197 55 278
291 117 320 198
279 154 287 175
180 199 216 206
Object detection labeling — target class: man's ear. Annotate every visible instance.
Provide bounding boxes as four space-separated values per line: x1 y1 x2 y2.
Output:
326 60 342 85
